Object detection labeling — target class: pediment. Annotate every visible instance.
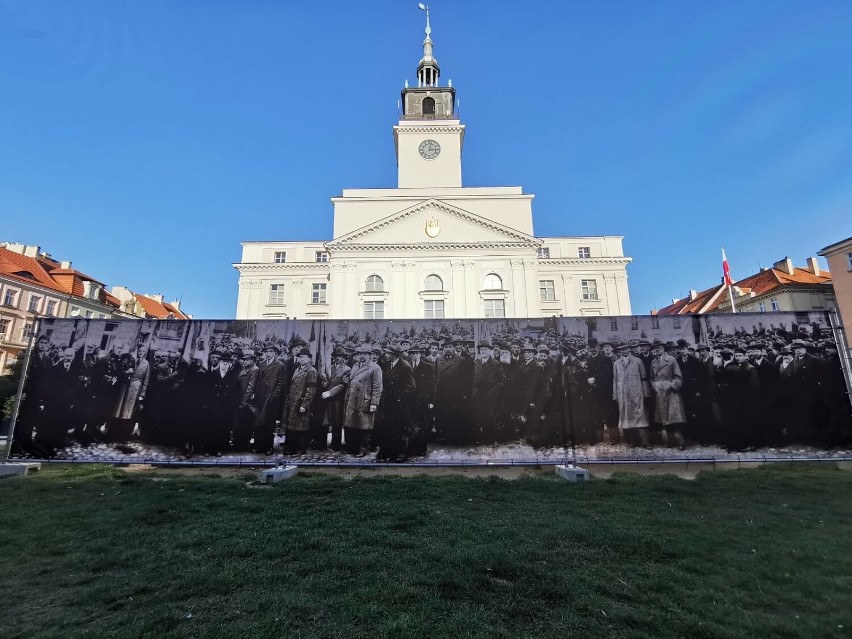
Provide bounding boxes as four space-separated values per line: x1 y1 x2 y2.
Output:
327 199 540 249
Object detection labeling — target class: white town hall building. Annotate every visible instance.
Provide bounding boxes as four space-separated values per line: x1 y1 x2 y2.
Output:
234 12 632 321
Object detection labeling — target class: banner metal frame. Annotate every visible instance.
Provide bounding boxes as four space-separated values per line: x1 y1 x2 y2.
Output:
3 316 39 463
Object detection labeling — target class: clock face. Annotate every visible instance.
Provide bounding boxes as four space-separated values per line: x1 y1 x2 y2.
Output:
419 139 441 160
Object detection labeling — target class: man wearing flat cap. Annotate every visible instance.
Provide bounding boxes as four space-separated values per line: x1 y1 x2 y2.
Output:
343 344 383 456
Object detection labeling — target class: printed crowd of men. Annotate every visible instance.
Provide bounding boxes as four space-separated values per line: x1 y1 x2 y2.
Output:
11 322 851 459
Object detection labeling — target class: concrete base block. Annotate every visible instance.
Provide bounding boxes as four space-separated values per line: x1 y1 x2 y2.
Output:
0 463 41 477
555 464 590 483
259 466 299 483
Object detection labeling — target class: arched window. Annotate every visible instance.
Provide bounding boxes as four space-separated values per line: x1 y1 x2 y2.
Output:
365 275 384 292
424 274 443 291
483 273 502 290
422 97 436 116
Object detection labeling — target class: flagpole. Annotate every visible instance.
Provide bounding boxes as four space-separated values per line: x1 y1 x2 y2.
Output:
722 247 737 313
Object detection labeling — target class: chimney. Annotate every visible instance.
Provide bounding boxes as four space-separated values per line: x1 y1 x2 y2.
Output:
672 298 679 305
806 257 821 276
146 293 164 303
60 260 72 269
22 245 40 257
171 299 181 311
689 289 697 301
772 257 795 275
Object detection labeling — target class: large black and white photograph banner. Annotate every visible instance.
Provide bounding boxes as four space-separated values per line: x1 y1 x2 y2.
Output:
7 312 852 463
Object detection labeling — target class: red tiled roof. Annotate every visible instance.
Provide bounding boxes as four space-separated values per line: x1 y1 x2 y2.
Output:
659 264 832 315
134 294 189 320
0 248 65 293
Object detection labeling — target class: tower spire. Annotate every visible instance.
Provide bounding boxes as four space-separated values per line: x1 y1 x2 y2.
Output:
417 4 439 87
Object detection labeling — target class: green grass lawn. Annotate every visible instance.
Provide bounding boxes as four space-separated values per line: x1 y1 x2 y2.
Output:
2 465 851 638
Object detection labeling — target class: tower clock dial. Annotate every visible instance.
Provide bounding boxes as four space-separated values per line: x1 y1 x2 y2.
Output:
418 139 441 160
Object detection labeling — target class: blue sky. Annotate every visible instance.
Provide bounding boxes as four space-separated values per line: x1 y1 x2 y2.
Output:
1 0 850 317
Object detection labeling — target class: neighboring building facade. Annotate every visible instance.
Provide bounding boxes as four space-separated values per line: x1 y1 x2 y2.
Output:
235 18 632 320
0 243 188 374
657 256 835 316
819 237 852 345
109 286 190 320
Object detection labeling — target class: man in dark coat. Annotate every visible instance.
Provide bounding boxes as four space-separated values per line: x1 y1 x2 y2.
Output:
207 350 240 454
376 344 416 462
518 344 548 447
38 347 82 455
435 339 473 444
408 343 436 457
472 340 507 444
747 341 779 447
282 347 318 455
786 339 825 444
725 347 760 451
584 338 615 444
253 342 285 454
320 348 351 451
231 349 260 452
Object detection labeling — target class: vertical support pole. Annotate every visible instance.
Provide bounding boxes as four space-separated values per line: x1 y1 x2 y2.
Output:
4 317 39 462
828 309 852 407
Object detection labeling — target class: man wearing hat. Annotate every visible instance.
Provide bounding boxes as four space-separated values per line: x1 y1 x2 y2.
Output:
343 344 383 456
399 337 412 362
205 349 240 455
253 342 286 454
472 340 507 444
231 348 260 452
648 338 686 447
282 347 318 455
585 337 615 443
319 348 351 451
612 342 651 445
408 343 436 456
784 338 825 444
375 344 416 462
435 338 473 444
517 343 549 447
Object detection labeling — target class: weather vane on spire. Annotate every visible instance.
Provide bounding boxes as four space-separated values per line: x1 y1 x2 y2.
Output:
418 3 431 38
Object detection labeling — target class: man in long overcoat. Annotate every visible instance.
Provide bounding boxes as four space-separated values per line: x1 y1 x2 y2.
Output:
584 338 615 443
343 344 383 456
518 344 547 447
206 350 240 454
253 342 285 454
648 339 686 447
408 343 436 457
282 347 318 455
321 348 351 450
376 344 416 462
435 340 473 444
612 343 651 446
231 349 260 452
472 340 507 444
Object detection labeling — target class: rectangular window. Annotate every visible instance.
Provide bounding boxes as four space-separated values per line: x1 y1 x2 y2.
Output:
311 283 327 304
364 301 384 319
315 251 329 263
770 298 780 311
45 300 57 316
0 318 8 337
673 317 681 329
483 299 505 318
274 251 287 264
537 247 550 258
424 300 445 318
758 301 766 313
27 295 41 312
652 316 661 330
631 317 639 331
847 252 852 270
3 289 18 307
269 284 286 305
70 305 81 316
610 318 618 331
539 280 555 301
578 246 591 259
84 310 93 318
581 279 598 300
20 322 32 341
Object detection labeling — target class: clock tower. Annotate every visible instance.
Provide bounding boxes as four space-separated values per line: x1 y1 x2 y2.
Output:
393 8 464 188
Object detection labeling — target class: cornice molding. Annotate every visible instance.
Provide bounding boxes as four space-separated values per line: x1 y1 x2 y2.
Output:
537 258 633 266
233 263 331 272
393 125 465 134
328 242 538 252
